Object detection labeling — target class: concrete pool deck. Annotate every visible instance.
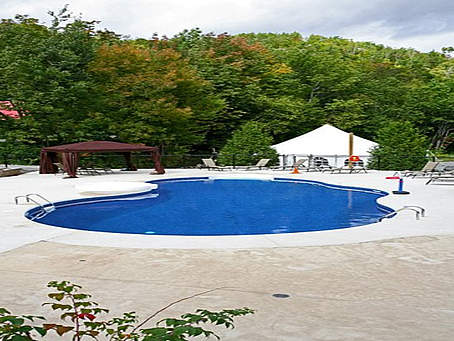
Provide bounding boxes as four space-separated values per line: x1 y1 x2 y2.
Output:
1 169 454 340
1 169 453 251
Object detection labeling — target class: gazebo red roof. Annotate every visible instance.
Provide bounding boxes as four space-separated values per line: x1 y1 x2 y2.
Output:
0 101 20 119
42 141 159 153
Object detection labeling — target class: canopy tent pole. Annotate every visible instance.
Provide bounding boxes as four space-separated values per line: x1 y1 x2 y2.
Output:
348 133 354 169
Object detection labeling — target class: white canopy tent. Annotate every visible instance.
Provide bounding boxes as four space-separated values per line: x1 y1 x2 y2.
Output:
271 124 378 167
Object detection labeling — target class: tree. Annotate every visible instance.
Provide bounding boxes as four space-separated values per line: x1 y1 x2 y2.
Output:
89 42 223 154
0 10 100 147
411 59 454 150
369 121 429 170
218 121 278 166
170 31 291 150
0 10 451 164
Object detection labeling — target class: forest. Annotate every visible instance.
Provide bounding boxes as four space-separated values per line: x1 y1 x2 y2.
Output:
0 9 452 168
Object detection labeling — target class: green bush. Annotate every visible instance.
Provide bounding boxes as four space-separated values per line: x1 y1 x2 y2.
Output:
0 143 41 166
368 121 429 170
218 122 278 166
0 281 254 341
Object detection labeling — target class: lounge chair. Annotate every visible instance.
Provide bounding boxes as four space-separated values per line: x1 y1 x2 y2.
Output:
327 165 367 174
272 158 307 171
307 157 332 172
82 166 114 175
425 171 454 185
78 166 101 175
326 158 367 174
238 158 271 170
402 161 440 178
201 158 231 171
53 162 66 175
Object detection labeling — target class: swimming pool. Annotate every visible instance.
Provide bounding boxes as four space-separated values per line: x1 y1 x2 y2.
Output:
26 177 393 236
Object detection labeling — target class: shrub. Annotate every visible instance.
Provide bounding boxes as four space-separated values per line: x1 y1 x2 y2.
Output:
368 121 429 170
218 121 278 166
0 281 254 341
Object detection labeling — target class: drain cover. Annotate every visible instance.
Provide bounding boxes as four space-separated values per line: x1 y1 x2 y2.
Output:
272 293 290 298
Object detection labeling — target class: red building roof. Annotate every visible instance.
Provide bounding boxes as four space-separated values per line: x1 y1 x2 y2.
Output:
0 101 20 119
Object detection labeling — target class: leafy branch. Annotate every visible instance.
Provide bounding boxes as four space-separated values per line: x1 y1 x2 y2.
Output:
0 281 254 341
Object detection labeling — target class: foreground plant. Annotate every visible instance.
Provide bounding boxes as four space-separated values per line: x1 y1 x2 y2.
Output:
0 281 254 340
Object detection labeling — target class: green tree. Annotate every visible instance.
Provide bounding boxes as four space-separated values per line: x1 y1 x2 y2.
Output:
218 121 278 166
170 30 290 150
0 11 451 163
411 59 454 150
88 42 223 154
369 121 429 170
0 9 100 149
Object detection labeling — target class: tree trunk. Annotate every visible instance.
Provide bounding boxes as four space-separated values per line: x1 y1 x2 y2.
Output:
431 121 453 149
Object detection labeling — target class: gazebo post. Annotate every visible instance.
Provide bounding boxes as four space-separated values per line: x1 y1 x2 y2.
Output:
122 152 137 171
150 150 165 174
39 151 58 174
62 152 79 178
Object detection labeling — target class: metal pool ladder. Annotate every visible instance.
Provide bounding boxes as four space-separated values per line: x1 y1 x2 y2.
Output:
15 193 56 220
378 205 426 222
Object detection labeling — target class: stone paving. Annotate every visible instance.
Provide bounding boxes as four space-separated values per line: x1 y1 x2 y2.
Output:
1 236 454 340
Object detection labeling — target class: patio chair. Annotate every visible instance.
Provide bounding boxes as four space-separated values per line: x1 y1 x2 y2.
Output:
86 166 114 174
53 162 66 175
402 161 440 178
308 157 332 172
425 171 454 185
271 158 307 171
326 158 367 174
78 166 101 175
240 158 271 170
201 158 231 171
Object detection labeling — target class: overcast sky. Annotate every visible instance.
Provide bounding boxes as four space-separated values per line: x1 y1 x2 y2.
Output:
1 0 453 52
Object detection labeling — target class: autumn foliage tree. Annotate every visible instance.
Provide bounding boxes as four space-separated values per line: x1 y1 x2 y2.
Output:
88 42 223 153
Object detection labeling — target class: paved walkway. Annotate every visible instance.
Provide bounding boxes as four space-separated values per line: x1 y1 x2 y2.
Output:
1 236 454 340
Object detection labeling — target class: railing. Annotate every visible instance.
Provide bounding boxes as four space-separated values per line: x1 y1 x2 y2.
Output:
378 205 426 222
1 148 444 171
15 193 55 220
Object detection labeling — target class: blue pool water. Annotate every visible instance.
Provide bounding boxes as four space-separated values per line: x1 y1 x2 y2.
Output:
26 178 393 236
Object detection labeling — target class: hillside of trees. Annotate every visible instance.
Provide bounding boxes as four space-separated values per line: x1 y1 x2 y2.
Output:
0 9 452 164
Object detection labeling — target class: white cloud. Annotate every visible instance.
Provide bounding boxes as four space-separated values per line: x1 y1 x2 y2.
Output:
0 0 453 52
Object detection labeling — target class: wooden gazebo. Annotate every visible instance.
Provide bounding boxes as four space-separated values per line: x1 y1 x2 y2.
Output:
39 141 165 178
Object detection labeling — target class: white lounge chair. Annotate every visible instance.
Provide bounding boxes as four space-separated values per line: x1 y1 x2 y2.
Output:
426 171 454 185
326 158 367 174
402 161 440 178
201 158 231 171
238 158 271 170
308 157 332 172
272 158 307 171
